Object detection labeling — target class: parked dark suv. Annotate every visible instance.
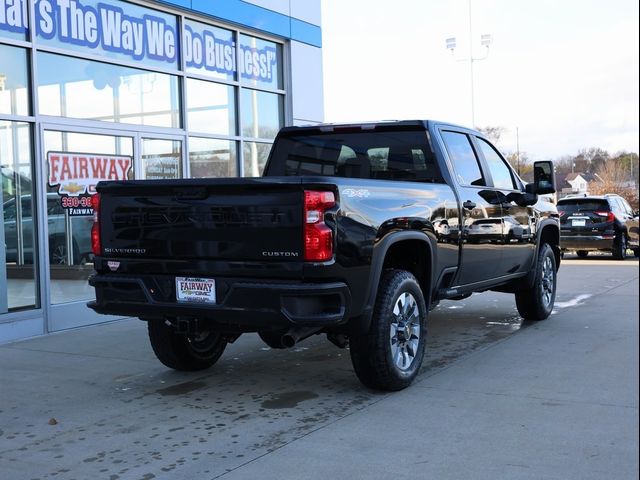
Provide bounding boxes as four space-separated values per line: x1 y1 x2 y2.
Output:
557 194 639 259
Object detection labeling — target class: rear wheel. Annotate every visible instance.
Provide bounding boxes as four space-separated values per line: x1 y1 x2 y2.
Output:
634 249 640 258
515 243 557 321
147 320 227 371
576 250 589 258
612 234 627 260
349 269 427 391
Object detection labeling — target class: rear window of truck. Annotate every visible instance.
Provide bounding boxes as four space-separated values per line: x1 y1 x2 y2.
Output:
266 129 444 183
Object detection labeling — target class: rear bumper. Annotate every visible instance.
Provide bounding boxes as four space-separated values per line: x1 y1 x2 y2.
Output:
88 273 351 330
560 234 614 251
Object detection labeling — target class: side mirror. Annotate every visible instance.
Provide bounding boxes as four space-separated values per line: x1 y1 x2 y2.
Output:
526 160 556 194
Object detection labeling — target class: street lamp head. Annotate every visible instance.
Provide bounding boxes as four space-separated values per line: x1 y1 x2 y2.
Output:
446 37 457 51
481 34 492 47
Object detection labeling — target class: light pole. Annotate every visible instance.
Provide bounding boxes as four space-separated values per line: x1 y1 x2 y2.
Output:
446 0 491 127
516 126 520 175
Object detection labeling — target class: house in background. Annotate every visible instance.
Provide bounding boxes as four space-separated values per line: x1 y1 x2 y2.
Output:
559 172 600 198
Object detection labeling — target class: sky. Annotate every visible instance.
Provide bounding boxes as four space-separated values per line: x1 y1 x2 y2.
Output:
320 0 640 161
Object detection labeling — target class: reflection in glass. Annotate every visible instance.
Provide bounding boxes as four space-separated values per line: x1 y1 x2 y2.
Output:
189 137 237 178
43 130 134 306
243 141 272 177
187 79 236 135
0 44 29 116
241 89 283 140
239 34 283 90
1 121 37 312
37 52 181 128
142 139 182 180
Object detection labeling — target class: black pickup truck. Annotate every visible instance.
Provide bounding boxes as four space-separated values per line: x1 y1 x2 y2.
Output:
89 120 560 391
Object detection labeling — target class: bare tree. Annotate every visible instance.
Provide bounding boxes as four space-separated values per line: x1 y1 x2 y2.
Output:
589 159 639 208
477 126 505 145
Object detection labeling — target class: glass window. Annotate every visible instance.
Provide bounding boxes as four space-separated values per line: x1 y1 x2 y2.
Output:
620 197 634 215
269 130 443 182
477 138 515 190
141 138 182 180
37 52 181 128
184 19 236 81
0 0 28 41
0 44 29 116
186 78 236 135
189 137 237 178
1 121 37 313
441 131 485 186
43 130 134 305
241 89 283 139
243 141 272 177
34 0 179 70
239 34 283 90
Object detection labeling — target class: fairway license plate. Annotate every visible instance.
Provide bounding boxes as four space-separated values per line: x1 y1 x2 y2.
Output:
572 219 586 227
176 277 216 304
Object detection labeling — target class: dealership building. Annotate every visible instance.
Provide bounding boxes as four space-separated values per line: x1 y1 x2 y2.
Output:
0 0 324 342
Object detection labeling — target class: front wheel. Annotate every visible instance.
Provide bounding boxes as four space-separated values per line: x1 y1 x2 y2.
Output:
147 320 227 371
349 269 427 391
515 243 557 321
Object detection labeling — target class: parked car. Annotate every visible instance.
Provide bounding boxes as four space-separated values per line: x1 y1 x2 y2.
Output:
3 193 93 265
466 216 530 243
557 194 639 259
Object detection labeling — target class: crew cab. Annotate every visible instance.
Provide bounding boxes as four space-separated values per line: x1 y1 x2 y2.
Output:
88 120 560 391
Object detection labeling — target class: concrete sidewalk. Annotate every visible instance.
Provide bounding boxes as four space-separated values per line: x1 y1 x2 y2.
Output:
0 262 638 479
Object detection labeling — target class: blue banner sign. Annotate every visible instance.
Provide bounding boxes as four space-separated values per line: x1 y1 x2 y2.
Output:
184 24 278 83
0 0 28 34
1 0 280 83
36 0 178 62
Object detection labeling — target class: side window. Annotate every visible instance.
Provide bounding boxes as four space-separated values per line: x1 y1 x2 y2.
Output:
441 131 485 186
620 198 634 215
476 138 516 190
610 198 623 214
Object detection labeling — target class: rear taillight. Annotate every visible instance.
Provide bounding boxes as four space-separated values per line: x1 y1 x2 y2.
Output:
304 190 335 261
558 211 565 218
91 194 101 256
594 210 615 223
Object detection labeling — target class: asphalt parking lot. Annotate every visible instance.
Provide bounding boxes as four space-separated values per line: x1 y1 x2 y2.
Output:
1 254 638 480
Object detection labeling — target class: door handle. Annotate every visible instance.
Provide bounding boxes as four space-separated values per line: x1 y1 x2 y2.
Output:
463 200 476 210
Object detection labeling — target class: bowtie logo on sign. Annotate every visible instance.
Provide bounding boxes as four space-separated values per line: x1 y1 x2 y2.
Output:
47 151 132 216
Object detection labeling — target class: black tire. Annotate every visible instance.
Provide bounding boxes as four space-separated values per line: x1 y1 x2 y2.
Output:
258 331 287 349
634 249 640 258
147 320 227 371
612 234 627 260
515 243 557 321
349 269 428 391
576 250 589 258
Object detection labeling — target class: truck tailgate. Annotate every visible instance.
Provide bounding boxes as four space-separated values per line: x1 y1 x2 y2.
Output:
98 180 304 262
